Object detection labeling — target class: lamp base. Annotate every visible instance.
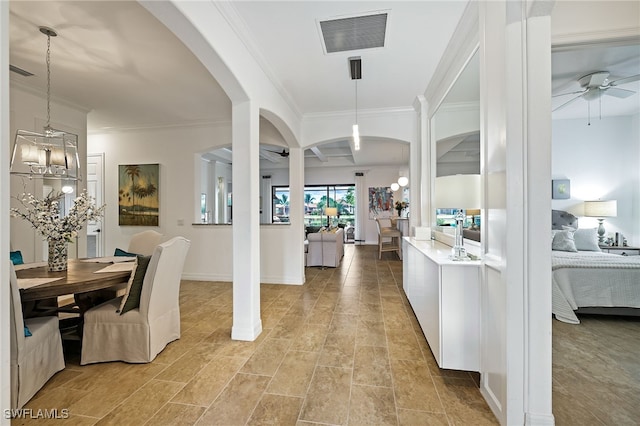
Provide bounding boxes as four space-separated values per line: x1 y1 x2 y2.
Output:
597 218 606 244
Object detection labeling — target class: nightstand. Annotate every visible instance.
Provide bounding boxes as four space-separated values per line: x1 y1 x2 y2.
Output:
600 246 640 256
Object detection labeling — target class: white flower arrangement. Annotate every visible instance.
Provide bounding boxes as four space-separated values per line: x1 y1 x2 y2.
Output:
11 190 106 243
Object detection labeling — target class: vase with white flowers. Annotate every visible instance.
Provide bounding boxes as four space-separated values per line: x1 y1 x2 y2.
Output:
11 190 106 271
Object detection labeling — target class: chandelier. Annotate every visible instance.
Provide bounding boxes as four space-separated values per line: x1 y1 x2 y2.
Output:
10 26 80 181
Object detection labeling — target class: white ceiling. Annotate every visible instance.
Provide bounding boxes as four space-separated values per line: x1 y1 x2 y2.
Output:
9 1 639 169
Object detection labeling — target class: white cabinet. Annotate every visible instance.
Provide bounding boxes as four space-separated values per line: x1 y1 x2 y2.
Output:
403 237 480 371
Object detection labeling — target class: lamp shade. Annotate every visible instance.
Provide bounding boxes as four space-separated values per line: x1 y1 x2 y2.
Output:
435 174 481 209
583 200 617 218
390 182 400 191
466 209 481 216
324 207 338 216
398 176 409 187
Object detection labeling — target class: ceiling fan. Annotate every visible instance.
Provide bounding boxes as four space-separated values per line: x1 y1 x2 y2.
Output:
264 148 289 158
553 71 640 112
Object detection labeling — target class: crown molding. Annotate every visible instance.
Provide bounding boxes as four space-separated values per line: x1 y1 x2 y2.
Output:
10 80 91 113
303 106 416 122
88 118 232 135
215 2 303 122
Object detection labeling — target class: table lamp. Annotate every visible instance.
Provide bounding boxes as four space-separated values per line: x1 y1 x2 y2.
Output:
324 207 338 228
435 174 481 260
583 200 617 244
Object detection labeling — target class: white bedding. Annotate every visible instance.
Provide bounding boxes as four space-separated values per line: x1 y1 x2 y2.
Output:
552 250 640 324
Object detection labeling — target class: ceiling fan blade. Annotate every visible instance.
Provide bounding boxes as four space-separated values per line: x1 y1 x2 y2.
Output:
552 89 585 98
609 74 640 87
553 94 582 112
603 87 636 99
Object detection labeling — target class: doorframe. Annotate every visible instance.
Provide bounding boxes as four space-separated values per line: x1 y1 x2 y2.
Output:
87 153 105 257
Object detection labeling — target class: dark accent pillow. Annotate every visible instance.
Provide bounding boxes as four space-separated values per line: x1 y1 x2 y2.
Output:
114 248 137 257
118 255 152 315
10 251 24 265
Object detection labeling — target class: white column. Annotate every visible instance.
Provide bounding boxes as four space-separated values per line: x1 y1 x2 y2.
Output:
522 4 553 424
231 100 262 341
414 95 429 228
1 0 10 418
354 172 367 243
479 0 554 424
288 146 305 282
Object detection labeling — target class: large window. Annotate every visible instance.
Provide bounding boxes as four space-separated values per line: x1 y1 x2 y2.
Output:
272 184 356 227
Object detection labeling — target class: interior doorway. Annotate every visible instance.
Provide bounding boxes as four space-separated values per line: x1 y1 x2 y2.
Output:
87 153 105 257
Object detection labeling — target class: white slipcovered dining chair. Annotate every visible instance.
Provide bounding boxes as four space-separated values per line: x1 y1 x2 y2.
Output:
81 236 190 365
9 261 65 409
127 230 163 255
375 218 402 260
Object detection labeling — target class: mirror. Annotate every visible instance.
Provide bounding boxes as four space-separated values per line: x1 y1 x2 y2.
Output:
431 50 480 242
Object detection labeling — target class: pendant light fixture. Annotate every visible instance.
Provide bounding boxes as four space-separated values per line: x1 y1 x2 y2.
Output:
390 144 409 190
10 26 80 181
349 57 362 151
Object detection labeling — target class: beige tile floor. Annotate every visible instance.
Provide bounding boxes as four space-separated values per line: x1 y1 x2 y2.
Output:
16 245 497 425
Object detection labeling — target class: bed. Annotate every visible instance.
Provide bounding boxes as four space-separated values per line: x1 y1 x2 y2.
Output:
551 209 640 324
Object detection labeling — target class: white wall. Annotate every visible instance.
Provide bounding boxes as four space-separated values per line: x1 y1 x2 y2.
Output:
9 86 88 262
89 124 306 284
552 114 640 245
89 125 236 280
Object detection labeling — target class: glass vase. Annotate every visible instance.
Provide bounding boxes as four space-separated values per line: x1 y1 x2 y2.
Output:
48 239 68 272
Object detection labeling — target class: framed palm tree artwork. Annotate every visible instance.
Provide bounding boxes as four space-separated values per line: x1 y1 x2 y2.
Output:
118 164 160 226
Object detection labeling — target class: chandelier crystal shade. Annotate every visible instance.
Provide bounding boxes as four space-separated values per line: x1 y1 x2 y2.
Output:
10 26 81 181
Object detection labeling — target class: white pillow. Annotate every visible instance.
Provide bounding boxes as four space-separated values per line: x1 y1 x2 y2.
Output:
552 229 578 252
567 227 601 251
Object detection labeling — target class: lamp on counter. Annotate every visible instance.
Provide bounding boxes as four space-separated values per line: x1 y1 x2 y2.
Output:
10 27 80 181
324 207 338 228
435 174 481 260
583 200 617 244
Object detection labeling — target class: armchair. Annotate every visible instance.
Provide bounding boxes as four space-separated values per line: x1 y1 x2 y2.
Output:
81 236 190 364
10 262 65 409
307 228 344 267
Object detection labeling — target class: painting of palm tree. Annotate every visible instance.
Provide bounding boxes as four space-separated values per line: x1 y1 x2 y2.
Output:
118 164 159 226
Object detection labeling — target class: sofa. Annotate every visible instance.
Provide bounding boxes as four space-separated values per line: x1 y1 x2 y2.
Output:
307 228 344 267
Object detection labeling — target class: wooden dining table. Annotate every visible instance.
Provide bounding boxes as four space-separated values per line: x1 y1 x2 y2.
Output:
16 258 134 329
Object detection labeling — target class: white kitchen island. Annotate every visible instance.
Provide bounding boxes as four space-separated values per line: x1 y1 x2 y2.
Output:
403 237 481 371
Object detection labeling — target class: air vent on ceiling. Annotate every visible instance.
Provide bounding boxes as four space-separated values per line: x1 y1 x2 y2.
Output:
320 13 387 54
9 64 34 77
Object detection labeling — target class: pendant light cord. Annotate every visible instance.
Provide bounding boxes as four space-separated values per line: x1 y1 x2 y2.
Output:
46 33 51 128
355 79 358 125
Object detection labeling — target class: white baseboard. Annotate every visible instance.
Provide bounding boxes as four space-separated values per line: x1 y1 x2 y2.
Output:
181 272 231 281
182 272 304 285
525 412 555 425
